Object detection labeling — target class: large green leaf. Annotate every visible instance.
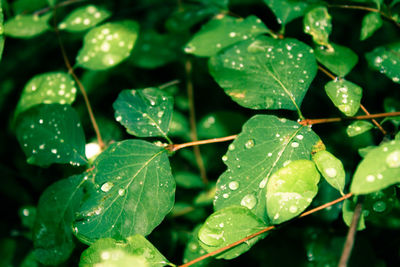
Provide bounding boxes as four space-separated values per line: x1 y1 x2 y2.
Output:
15 104 87 167
365 42 400 84
185 15 270 57
198 206 267 259
312 150 345 194
360 12 383 41
351 140 400 194
76 21 139 70
214 115 321 221
4 12 52 38
303 6 332 46
74 140 175 243
113 88 173 140
324 79 362 116
33 174 86 265
80 235 169 267
209 36 317 111
263 0 311 25
58 5 111 32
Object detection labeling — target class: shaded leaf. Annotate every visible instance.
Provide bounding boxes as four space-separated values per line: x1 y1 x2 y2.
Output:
365 42 400 84
175 171 204 189
59 5 111 32
346 121 374 137
263 0 311 25
342 199 365 230
360 12 383 41
4 12 52 38
304 6 332 46
312 150 345 194
169 111 190 139
183 225 211 267
362 187 397 222
325 79 362 116
382 97 400 127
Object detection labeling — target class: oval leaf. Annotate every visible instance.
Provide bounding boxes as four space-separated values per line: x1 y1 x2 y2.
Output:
346 121 374 137
325 79 362 116
365 42 400 84
4 12 52 38
59 5 111 32
312 150 345 194
360 12 383 41
303 6 332 46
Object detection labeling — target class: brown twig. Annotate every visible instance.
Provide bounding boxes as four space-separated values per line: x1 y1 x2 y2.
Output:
166 135 237 152
318 65 337 80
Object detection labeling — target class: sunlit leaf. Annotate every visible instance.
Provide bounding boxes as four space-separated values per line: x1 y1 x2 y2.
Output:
303 6 332 46
4 12 52 38
263 0 311 25
325 79 362 116
362 187 397 223
346 121 374 137
312 150 345 194
365 42 400 84
59 5 111 32
360 12 383 41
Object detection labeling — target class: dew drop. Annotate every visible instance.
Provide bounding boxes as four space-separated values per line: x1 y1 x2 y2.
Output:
116 116 122 122
240 194 257 209
94 206 103 215
386 150 400 168
324 167 337 178
223 193 229 198
228 144 235 151
101 182 114 192
289 205 298 213
373 201 386 213
296 135 303 140
228 181 239 190
291 142 299 148
366 175 375 182
259 178 268 189
245 139 255 149
22 208 30 216
118 188 125 196
222 155 228 162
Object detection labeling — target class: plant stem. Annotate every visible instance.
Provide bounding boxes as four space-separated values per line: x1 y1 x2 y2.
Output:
185 59 208 185
318 65 336 80
166 135 238 152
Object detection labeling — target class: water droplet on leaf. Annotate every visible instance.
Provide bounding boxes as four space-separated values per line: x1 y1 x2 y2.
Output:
240 194 257 209
245 139 255 149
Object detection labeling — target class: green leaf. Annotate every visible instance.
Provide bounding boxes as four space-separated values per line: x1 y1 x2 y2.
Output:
346 121 374 137
15 104 87 167
33 174 85 265
266 160 320 224
214 115 321 221
263 0 311 25
304 6 332 46
14 72 77 117
342 199 365 230
185 15 270 57
383 98 400 127
74 140 175 243
197 111 247 139
351 140 400 194
183 225 211 266
59 5 111 32
80 235 169 267
175 171 204 189
312 150 345 194
21 251 39 267
360 12 383 41
324 79 362 116
209 36 317 111
76 21 139 70
391 0 400 7
4 12 52 38
314 43 359 77
365 42 400 84
0 1 4 61
198 206 267 259
113 88 173 140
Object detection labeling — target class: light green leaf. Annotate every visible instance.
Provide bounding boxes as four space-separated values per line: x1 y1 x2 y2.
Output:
383 98 400 127
197 111 247 139
175 171 204 189
346 121 374 137
59 5 111 32
183 225 211 266
185 15 270 57
312 150 345 194
325 79 362 116
304 6 332 46
263 0 311 25
113 88 173 140
33 174 85 265
76 21 139 70
79 235 169 267
365 42 400 84
360 12 383 41
20 251 39 267
342 199 365 230
74 140 175 243
266 160 320 224
4 12 52 38
351 140 400 194
15 104 87 167
0 1 4 61
314 43 359 77
214 115 321 221
15 72 77 117
209 36 317 111
198 206 267 259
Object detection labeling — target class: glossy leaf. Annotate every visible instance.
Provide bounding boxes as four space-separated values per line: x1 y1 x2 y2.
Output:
15 104 87 167
14 72 77 117
59 5 111 32
346 121 374 137
185 15 270 57
209 36 317 111
312 150 345 194
80 235 169 267
263 0 310 25
214 115 321 221
113 88 173 139
314 43 358 77
198 206 267 259
175 171 204 189
325 79 362 116
351 140 400 194
365 42 400 84
4 12 52 38
0 1 4 61
183 225 211 266
266 160 320 224
342 199 365 230
76 21 139 70
33 174 85 265
360 12 383 41
304 6 332 46
74 140 175 243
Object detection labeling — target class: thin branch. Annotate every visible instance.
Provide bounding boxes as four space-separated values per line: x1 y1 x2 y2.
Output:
35 0 86 15
338 202 363 267
158 79 180 90
166 135 238 152
318 65 336 80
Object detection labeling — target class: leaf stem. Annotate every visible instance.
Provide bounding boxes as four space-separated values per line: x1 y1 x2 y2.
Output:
166 135 238 152
318 65 336 80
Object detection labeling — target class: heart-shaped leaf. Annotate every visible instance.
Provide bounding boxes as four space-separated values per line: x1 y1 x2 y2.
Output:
325 79 362 116
365 42 400 84
59 5 111 32
4 12 52 38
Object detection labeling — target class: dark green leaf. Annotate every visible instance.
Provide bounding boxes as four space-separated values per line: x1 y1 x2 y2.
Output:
4 12 52 38
365 42 400 84
325 79 362 116
346 121 374 137
342 199 365 230
391 0 400 7
197 111 247 139
360 12 383 41
263 0 311 25
183 225 211 267
303 6 332 46
59 5 111 32
175 171 204 189
362 187 397 222
312 150 345 194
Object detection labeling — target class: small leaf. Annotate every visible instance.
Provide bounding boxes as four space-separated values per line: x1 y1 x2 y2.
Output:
4 12 52 38
325 79 362 116
76 21 139 70
15 104 87 167
74 140 175 243
263 0 310 25
342 199 366 230
303 6 332 46
198 206 267 259
351 140 400 194
33 174 85 265
15 72 77 117
80 235 169 267
19 206 36 230
360 12 383 41
365 42 400 84
185 15 270 57
266 160 320 224
183 225 211 266
314 43 359 77
346 121 374 137
312 150 345 194
197 111 247 139
113 88 173 139
209 35 317 111
175 171 204 189
58 5 111 32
